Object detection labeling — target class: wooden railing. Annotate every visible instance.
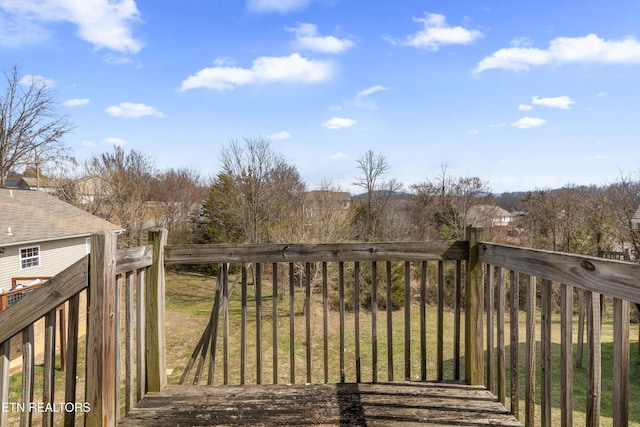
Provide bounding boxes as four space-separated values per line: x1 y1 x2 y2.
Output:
477 236 640 426
0 230 159 426
164 240 469 386
1 227 639 426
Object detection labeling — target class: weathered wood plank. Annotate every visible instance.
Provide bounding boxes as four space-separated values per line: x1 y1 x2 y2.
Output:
540 279 552 427
115 245 152 274
613 298 629 427
0 342 9 427
42 310 56 427
119 382 522 426
560 284 573 427
85 231 117 427
465 227 484 386
165 241 469 264
420 261 427 381
21 325 34 427
0 256 87 344
385 261 393 382
145 229 167 393
525 275 536 427
496 267 506 405
586 291 601 427
64 293 80 427
479 242 640 304
509 270 519 420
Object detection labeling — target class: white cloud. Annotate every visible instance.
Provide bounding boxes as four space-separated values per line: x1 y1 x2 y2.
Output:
80 139 95 147
323 117 356 129
466 129 480 136
476 33 640 72
330 152 347 159
269 131 291 140
518 104 533 111
19 74 55 88
532 96 575 109
247 0 312 13
512 117 547 129
181 53 333 91
356 85 389 98
0 0 143 53
286 23 354 54
106 102 165 119
104 137 127 146
393 13 483 50
63 98 90 107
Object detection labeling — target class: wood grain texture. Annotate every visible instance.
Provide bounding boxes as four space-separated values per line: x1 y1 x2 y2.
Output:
165 241 469 264
479 242 640 304
119 382 522 426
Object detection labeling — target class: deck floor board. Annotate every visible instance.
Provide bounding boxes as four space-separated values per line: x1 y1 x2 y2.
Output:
119 382 522 426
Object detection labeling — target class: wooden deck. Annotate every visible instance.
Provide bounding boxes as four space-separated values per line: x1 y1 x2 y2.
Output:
119 382 522 426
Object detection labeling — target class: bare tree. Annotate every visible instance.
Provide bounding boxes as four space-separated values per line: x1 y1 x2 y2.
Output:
150 167 206 244
0 65 72 186
353 150 402 241
204 137 305 244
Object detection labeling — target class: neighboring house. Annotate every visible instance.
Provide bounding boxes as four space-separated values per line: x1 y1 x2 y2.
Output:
467 204 516 228
0 188 123 294
15 176 58 193
632 204 640 229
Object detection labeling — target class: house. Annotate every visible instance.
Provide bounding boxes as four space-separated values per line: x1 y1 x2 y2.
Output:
467 204 516 228
632 204 640 229
0 188 122 294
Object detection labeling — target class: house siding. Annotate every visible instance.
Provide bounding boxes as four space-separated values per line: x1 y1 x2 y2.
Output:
0 236 88 293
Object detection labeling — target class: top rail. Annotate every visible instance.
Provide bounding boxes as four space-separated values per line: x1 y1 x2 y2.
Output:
164 241 469 264
479 242 640 304
0 256 88 344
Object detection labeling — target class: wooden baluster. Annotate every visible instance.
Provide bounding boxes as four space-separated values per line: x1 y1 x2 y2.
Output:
613 298 629 427
288 263 294 384
323 262 329 384
256 263 263 385
404 261 411 381
0 341 9 427
509 270 519 419
496 267 505 405
354 262 361 383
386 261 394 382
125 271 135 414
437 260 444 381
486 265 495 393
242 264 248 385
21 325 34 427
525 275 536 427
586 291 601 427
272 263 279 384
305 262 311 383
560 283 573 427
454 260 462 381
540 279 552 427
42 310 56 427
420 261 427 381
371 261 378 383
339 262 346 383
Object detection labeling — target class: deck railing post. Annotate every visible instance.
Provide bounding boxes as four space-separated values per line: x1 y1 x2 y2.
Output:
85 231 117 426
146 229 168 393
465 226 484 386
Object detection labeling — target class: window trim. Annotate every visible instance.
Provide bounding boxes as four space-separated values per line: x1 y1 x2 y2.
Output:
19 245 41 270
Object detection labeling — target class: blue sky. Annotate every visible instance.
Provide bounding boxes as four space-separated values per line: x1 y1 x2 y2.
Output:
2 0 640 193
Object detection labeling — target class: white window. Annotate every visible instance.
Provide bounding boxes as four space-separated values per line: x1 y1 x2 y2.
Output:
20 246 40 270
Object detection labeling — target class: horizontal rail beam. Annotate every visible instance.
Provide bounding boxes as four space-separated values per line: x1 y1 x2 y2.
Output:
0 256 88 343
116 245 153 274
479 242 640 304
164 241 469 264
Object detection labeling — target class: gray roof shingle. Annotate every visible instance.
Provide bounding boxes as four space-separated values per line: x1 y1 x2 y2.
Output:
0 188 122 246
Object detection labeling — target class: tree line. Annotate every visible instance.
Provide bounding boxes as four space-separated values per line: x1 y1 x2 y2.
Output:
2 65 639 257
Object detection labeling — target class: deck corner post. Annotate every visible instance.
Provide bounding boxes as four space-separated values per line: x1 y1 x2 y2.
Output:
145 229 168 393
85 231 117 426
465 226 484 386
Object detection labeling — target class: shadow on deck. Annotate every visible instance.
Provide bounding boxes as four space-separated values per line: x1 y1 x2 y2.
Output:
118 381 521 426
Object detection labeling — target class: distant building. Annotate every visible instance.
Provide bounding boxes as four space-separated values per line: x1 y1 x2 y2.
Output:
632 204 640 229
467 204 517 228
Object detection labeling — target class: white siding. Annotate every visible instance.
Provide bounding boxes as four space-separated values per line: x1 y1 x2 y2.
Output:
0 237 88 293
